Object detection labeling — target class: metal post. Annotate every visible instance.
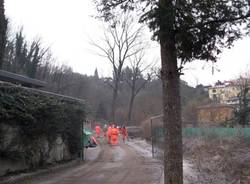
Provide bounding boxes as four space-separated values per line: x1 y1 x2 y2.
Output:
151 118 154 158
80 121 84 161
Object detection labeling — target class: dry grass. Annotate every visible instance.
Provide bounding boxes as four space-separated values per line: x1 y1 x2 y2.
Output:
183 137 250 184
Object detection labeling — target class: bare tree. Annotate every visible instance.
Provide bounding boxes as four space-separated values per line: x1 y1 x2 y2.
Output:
123 52 151 124
236 74 250 126
0 0 7 68
90 16 144 121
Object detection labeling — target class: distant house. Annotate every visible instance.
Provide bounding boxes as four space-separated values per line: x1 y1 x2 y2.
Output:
197 104 235 124
208 80 240 105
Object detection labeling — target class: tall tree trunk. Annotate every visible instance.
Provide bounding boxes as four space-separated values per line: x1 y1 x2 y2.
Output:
161 38 183 184
160 0 183 184
0 0 7 69
111 81 119 122
127 93 135 124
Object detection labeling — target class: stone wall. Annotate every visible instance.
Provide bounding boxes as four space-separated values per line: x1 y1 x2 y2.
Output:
0 124 72 176
0 82 85 176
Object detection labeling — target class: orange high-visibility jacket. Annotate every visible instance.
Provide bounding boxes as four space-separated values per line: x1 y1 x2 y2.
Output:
95 125 101 134
111 127 119 136
107 126 112 137
111 127 119 145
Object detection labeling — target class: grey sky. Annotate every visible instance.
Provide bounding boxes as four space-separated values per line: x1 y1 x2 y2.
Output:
5 0 250 87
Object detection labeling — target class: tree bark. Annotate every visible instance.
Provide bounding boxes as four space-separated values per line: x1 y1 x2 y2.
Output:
127 92 135 124
0 0 7 69
161 37 183 184
160 0 183 184
111 80 119 122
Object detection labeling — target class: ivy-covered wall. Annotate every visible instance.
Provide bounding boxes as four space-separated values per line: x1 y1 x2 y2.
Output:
0 82 86 175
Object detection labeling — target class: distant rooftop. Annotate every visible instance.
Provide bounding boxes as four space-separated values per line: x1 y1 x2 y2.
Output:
208 80 238 88
0 70 46 88
197 104 235 109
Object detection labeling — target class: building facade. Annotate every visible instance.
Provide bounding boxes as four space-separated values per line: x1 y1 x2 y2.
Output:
197 104 235 124
208 81 240 105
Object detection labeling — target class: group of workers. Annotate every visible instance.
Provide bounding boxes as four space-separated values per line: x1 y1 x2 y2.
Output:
95 124 128 146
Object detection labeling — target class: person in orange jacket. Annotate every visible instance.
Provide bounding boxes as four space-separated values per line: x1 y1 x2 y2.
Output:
121 126 128 143
95 124 102 138
111 125 119 145
107 124 112 144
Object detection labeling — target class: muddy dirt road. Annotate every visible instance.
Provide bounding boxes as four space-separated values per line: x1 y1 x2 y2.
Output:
16 140 163 184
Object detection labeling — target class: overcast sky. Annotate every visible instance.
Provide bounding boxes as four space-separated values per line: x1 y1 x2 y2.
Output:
5 0 250 87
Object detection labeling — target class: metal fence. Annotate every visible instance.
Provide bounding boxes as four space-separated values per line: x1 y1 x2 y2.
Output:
150 115 164 160
150 114 250 160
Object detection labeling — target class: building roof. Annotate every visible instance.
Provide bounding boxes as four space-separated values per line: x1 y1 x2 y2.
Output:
197 104 235 109
0 70 46 88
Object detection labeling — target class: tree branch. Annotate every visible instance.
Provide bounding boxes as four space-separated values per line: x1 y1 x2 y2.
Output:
186 13 250 31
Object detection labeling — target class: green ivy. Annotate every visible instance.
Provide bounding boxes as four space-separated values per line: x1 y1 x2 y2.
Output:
0 83 86 157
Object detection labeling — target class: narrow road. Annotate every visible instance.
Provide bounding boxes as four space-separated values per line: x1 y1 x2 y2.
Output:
17 140 162 184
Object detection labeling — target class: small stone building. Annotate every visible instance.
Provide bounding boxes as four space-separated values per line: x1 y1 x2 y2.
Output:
197 104 235 124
